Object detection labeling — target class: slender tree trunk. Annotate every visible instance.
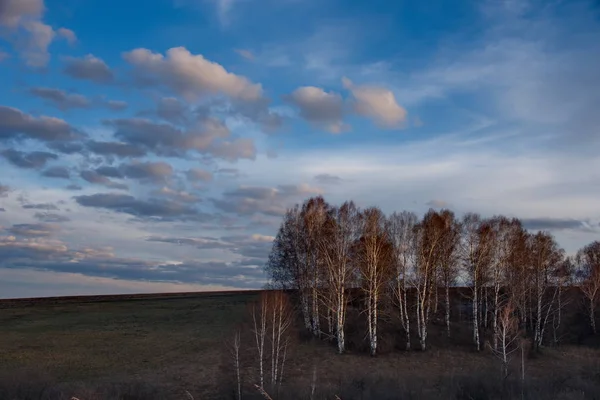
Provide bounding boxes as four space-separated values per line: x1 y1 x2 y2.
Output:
590 300 597 334
534 287 543 349
279 339 288 387
312 284 320 337
473 284 480 351
416 289 427 351
540 286 559 346
552 285 562 345
233 332 242 400
403 287 411 350
372 292 378 356
493 285 500 350
336 289 346 354
445 282 451 337
301 292 311 331
484 286 489 329
252 304 266 389
434 284 439 314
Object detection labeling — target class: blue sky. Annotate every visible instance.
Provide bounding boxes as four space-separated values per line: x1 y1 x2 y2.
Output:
0 0 599 298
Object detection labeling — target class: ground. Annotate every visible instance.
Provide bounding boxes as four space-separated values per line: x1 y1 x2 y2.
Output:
1 291 600 399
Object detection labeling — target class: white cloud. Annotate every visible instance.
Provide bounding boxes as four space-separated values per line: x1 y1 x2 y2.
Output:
63 54 114 83
286 86 347 133
0 0 44 27
342 77 407 129
123 47 264 102
56 27 76 44
0 0 76 67
232 132 600 254
235 48 254 61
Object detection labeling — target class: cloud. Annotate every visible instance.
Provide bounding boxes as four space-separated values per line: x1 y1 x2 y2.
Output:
314 173 343 185
74 192 210 221
285 86 347 133
214 0 237 27
118 161 174 183
152 187 199 203
222 233 274 259
217 167 240 177
79 170 129 190
122 47 263 101
86 140 146 158
33 212 70 223
213 183 322 217
15 19 55 67
66 184 82 191
56 27 76 44
186 168 213 182
0 249 265 291
29 87 90 110
426 199 449 208
154 97 188 124
146 235 229 249
0 106 79 143
342 77 407 128
0 268 246 299
41 166 70 179
145 232 274 261
105 100 128 111
235 48 254 61
63 54 114 83
47 141 84 154
0 183 10 197
22 202 58 210
0 0 44 27
94 166 123 178
1 149 57 169
106 118 218 155
104 117 254 161
0 0 75 67
208 138 256 161
8 223 58 237
521 218 594 232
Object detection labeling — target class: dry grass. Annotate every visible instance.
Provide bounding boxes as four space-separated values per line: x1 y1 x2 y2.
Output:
2 291 600 399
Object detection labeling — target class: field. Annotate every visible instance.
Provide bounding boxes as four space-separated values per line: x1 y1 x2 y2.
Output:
2 291 600 399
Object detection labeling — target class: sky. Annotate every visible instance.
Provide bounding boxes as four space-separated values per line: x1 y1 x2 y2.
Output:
0 0 599 299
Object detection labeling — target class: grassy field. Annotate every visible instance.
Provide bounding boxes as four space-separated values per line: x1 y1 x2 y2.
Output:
0 292 259 399
2 291 600 399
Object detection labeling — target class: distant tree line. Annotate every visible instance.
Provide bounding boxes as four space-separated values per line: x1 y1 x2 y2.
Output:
264 196 600 357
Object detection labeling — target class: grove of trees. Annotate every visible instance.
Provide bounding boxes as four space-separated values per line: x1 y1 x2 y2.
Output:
264 196 600 357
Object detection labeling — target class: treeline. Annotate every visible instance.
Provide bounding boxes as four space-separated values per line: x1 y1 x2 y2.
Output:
265 196 600 358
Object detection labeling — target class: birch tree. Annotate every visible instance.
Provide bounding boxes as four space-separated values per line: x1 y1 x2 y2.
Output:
528 231 564 350
577 241 600 334
231 331 242 400
551 257 574 344
300 196 330 337
252 294 269 389
490 300 520 378
461 214 494 351
389 210 418 350
413 209 446 351
319 201 360 353
488 217 519 350
265 206 312 330
437 209 460 337
503 221 530 331
268 291 293 389
355 207 394 356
